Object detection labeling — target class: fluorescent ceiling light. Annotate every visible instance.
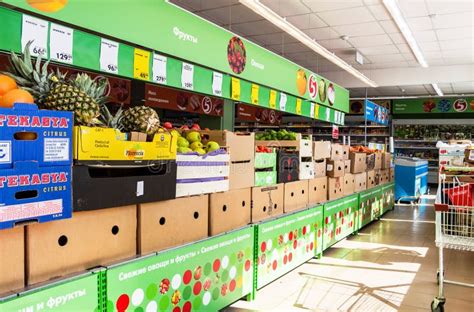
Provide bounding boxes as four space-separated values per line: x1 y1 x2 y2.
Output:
383 0 428 68
432 83 443 96
239 0 378 88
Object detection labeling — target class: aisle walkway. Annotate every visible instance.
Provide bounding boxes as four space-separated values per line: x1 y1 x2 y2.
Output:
226 204 474 311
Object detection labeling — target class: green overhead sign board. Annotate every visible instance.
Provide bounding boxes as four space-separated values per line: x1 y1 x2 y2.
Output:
393 97 474 114
1 0 349 113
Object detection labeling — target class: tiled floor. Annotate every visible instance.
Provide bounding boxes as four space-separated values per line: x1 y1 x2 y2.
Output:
225 203 474 311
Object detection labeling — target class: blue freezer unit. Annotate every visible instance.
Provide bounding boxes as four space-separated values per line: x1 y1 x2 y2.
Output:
394 157 429 201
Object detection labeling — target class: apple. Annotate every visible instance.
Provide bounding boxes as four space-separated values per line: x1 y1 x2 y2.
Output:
186 131 201 143
206 141 220 153
163 122 173 129
191 123 201 130
180 125 190 130
177 137 189 148
194 147 206 155
190 141 204 150
170 129 181 138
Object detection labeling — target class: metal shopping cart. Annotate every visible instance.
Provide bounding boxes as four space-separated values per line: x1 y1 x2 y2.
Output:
431 174 474 312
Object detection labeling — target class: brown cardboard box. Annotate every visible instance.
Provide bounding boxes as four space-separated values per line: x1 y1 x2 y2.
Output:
389 168 394 182
354 172 367 192
350 152 367 173
313 141 331 160
465 147 474 163
367 170 376 189
27 205 137 285
209 188 251 235
374 152 382 169
343 159 351 173
330 144 343 160
382 152 391 169
343 173 355 196
0 227 24 294
229 161 255 190
374 169 381 185
313 158 327 177
251 184 284 222
308 177 327 204
381 169 390 184
327 160 345 177
341 145 350 160
366 153 376 170
139 196 208 255
284 180 309 213
201 130 254 162
328 177 343 200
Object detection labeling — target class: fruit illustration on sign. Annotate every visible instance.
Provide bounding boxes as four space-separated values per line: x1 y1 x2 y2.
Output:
453 99 467 112
227 36 246 74
422 99 436 112
171 290 181 306
296 69 307 96
308 74 318 100
437 99 451 112
160 278 170 294
327 83 335 106
27 0 68 12
194 266 202 280
318 79 327 102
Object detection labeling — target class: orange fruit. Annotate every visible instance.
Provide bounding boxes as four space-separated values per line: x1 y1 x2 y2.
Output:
27 0 68 12
0 75 17 96
0 89 35 108
296 69 307 96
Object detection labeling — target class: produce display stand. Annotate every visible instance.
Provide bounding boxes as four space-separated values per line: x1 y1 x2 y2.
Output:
380 182 396 215
357 186 384 230
322 194 358 250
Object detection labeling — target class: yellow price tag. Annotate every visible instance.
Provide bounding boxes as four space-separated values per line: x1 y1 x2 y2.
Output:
269 90 277 109
296 98 302 115
231 77 241 100
314 104 320 119
251 84 259 105
133 48 150 80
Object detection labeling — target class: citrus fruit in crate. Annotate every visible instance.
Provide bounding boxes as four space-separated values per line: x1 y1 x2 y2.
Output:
0 89 34 108
0 75 17 96
27 0 68 13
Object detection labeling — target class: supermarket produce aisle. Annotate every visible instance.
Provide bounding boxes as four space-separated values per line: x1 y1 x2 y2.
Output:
226 203 474 311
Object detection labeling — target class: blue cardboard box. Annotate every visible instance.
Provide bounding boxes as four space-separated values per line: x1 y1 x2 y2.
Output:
0 104 73 169
0 161 72 229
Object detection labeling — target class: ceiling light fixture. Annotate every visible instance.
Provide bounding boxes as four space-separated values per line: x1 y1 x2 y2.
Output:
432 83 443 96
382 0 428 68
239 0 378 87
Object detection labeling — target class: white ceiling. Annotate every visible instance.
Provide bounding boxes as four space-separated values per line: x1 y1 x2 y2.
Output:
170 0 474 97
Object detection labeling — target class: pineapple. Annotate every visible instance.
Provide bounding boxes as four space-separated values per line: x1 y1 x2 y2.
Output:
120 106 161 136
2 41 108 126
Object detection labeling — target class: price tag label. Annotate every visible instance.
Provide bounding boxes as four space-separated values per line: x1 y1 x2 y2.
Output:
231 77 240 100
50 23 73 64
310 103 315 118
332 125 339 139
314 104 320 119
152 53 167 84
326 107 331 121
296 98 302 115
181 62 194 90
279 92 287 111
22 15 48 57
212 72 223 96
340 112 345 125
269 90 277 109
251 84 259 105
100 38 119 74
133 48 150 80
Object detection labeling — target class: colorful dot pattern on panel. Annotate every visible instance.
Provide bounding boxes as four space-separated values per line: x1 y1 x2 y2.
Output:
113 250 252 311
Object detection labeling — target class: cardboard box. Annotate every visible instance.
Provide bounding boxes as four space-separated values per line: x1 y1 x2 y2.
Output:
255 133 306 151
277 150 299 183
255 170 277 186
200 130 254 162
0 103 73 169
327 160 345 178
27 205 137 285
350 152 367 173
313 158 326 177
73 161 177 211
308 177 327 204
284 180 309 213
354 172 367 192
0 226 24 294
343 173 355 196
327 177 343 200
139 196 208 255
374 169 381 185
465 148 474 163
389 168 394 182
255 151 277 169
299 137 313 157
299 159 314 180
229 161 255 190
341 145 350 160
366 153 376 170
344 159 351 173
1 162 72 229
209 188 251 235
74 126 177 164
251 184 284 222
313 141 331 160
382 152 391 169
381 169 390 184
367 170 376 189
330 144 343 161
374 152 382 169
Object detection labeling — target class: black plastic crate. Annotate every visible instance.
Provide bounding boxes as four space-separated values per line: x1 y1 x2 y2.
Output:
277 150 299 183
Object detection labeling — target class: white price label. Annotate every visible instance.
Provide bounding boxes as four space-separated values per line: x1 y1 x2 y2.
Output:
212 72 223 96
279 93 287 111
21 15 48 57
100 38 119 73
50 23 74 64
136 181 144 197
340 112 345 125
310 103 315 118
334 111 339 124
0 141 12 164
326 108 331 121
152 53 167 84
44 138 70 162
181 62 194 90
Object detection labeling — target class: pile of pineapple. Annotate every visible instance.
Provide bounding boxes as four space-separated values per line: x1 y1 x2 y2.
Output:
2 41 161 136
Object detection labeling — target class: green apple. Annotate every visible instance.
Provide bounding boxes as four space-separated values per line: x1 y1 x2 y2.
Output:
170 129 181 138
177 147 193 154
190 141 204 150
194 147 206 155
186 131 201 143
206 141 220 152
177 137 190 148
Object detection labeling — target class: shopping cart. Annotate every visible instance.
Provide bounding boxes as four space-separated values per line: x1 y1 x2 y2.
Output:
431 174 474 312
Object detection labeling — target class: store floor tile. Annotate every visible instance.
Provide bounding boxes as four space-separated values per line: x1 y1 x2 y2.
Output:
224 205 474 312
